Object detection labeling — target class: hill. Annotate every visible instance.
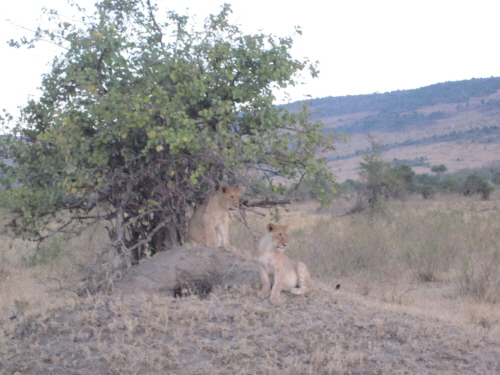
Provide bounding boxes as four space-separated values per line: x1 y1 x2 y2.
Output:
293 77 500 181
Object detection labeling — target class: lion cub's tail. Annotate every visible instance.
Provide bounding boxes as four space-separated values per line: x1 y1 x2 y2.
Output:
290 261 312 295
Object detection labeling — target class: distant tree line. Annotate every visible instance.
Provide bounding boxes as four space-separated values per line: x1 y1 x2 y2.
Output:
343 141 497 211
337 110 452 133
295 139 498 211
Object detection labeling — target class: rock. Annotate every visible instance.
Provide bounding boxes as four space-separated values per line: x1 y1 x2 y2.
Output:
114 246 259 297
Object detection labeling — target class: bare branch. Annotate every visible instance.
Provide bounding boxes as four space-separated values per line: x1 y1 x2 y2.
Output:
241 198 292 208
240 206 266 216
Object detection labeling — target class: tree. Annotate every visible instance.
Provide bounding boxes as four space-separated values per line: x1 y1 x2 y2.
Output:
462 174 494 200
413 173 437 199
354 136 409 211
0 1 339 261
391 164 416 193
492 171 500 186
438 174 462 194
431 164 447 181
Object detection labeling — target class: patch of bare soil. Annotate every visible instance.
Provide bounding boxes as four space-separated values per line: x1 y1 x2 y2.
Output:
2 278 499 374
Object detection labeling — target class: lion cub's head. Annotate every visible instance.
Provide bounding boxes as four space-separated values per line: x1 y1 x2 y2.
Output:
267 223 289 251
218 186 243 211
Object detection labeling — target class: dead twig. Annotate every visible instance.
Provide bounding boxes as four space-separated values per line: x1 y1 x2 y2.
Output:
242 198 292 208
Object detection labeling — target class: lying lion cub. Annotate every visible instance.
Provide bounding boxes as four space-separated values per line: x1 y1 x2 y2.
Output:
257 223 312 305
187 186 243 252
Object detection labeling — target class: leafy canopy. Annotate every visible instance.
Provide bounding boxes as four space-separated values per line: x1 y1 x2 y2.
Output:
1 0 339 256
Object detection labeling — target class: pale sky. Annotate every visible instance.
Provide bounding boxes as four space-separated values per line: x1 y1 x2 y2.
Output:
1 0 499 117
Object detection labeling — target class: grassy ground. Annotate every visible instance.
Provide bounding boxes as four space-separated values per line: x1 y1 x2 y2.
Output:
1 193 500 373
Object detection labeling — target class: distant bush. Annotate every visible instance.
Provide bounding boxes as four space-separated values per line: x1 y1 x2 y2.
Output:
338 179 362 193
418 184 436 200
412 173 440 199
492 172 500 185
431 164 448 175
438 174 463 194
393 156 429 167
352 138 415 211
462 174 494 200
288 175 337 205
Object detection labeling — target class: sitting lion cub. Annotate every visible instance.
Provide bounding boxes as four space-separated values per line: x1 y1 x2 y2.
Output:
257 223 312 305
187 186 243 252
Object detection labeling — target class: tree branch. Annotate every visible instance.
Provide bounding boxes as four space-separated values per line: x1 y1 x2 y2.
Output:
241 198 292 208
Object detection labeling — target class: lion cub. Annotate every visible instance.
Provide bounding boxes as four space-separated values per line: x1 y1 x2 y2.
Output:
257 223 312 305
187 186 243 252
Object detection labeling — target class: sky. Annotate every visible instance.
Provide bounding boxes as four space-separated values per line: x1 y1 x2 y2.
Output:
1 0 500 117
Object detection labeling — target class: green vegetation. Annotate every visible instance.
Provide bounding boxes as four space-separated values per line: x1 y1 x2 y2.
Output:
431 164 448 175
462 174 494 200
0 0 339 260
351 164 496 202
345 137 417 211
329 139 497 209
287 175 337 204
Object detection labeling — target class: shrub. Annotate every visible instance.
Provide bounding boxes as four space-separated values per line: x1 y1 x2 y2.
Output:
438 174 463 194
459 249 500 302
491 172 500 185
288 175 337 205
462 174 494 199
355 137 412 211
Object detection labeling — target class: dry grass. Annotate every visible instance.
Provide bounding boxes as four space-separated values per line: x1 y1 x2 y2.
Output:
1 193 500 374
0 213 108 322
1 285 500 374
231 193 500 337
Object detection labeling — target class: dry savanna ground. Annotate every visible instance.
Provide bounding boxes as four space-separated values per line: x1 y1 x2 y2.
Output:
1 192 500 374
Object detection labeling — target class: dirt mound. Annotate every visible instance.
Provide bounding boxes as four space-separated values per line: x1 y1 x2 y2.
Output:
2 284 500 374
115 246 260 297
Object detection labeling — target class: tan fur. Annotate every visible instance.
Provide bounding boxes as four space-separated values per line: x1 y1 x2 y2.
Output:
257 223 312 305
187 186 243 252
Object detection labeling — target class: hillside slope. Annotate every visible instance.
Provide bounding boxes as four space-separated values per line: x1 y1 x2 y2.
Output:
2 284 500 374
296 77 500 181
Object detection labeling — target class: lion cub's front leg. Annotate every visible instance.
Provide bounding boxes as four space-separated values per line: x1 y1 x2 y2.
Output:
202 215 218 247
269 270 285 305
220 214 236 252
258 264 271 299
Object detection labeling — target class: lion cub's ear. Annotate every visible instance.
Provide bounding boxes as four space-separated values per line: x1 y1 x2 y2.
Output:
235 186 244 195
220 186 229 194
267 223 276 232
283 224 290 233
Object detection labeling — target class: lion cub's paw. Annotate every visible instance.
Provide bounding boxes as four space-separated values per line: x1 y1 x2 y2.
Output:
258 288 270 299
290 287 309 295
270 296 284 306
223 245 237 253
